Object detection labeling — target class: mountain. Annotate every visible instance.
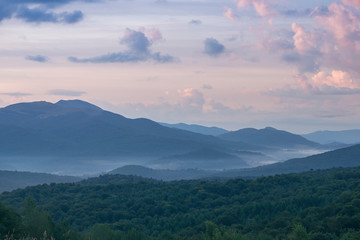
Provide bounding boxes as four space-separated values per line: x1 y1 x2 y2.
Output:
302 129 360 144
0 100 234 157
218 127 321 149
56 99 102 111
0 170 81 193
108 165 212 181
159 122 229 136
0 100 258 174
155 148 248 169
221 144 360 177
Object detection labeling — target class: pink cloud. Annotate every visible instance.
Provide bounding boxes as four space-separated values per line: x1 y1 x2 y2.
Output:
312 71 357 89
140 27 163 43
224 7 236 21
178 88 205 109
284 2 360 76
291 23 317 54
314 3 360 73
316 3 360 50
295 74 313 91
235 0 276 18
342 0 360 8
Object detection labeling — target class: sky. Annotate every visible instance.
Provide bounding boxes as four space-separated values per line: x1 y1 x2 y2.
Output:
0 0 360 133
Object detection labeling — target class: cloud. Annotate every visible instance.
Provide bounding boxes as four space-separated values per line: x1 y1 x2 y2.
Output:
121 28 151 54
281 2 360 78
0 0 88 24
271 2 360 77
202 84 213 90
269 70 360 97
203 38 225 57
25 55 49 62
69 28 176 64
281 9 313 18
312 71 358 89
0 92 32 97
235 0 277 18
48 89 86 97
224 7 236 21
189 19 202 25
140 27 163 43
109 88 253 123
291 23 319 54
342 0 360 8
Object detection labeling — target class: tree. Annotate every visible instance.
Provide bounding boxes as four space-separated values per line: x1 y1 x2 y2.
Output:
22 197 55 239
0 202 21 238
289 224 309 240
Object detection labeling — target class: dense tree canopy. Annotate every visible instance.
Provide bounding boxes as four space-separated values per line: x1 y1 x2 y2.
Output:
1 167 360 239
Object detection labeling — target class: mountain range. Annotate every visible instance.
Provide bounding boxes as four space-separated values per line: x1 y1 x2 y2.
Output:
302 129 360 145
1 143 359 192
108 143 360 180
0 170 80 193
159 122 229 136
0 99 338 175
218 127 320 149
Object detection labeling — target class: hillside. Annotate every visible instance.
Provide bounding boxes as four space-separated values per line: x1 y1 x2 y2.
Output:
222 144 360 177
155 148 248 169
219 127 321 149
303 129 360 144
0 100 257 174
109 165 213 181
159 122 229 136
2 167 360 239
0 170 81 193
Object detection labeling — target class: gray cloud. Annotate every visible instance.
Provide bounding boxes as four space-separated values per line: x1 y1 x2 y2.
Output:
25 55 49 62
281 9 312 18
189 19 202 25
48 89 86 97
0 0 89 24
203 84 213 90
68 53 146 63
69 28 176 64
310 6 330 17
281 52 320 74
0 92 32 97
121 29 151 54
203 38 225 57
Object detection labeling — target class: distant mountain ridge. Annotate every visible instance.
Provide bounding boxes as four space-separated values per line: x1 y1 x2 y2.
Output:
220 144 360 177
107 144 360 180
0 170 81 193
302 129 360 144
159 122 229 136
109 165 212 181
219 127 320 149
0 100 234 157
0 100 260 174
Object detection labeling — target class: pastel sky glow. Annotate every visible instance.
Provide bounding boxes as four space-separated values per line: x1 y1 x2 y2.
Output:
0 0 360 133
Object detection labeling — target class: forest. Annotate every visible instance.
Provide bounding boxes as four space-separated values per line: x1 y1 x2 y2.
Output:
1 167 360 240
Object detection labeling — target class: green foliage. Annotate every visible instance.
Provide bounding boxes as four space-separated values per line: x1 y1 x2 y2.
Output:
2 167 360 239
22 197 56 239
289 224 308 240
0 201 21 238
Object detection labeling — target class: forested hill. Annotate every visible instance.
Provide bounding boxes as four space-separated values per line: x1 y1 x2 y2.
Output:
0 170 81 193
221 143 360 177
2 167 360 239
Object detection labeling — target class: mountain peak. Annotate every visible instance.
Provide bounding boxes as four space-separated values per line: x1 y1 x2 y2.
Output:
55 100 102 111
264 126 277 131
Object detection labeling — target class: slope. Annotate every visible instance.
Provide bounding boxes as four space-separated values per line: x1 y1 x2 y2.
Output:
221 144 360 177
159 122 229 136
219 127 321 149
0 170 81 193
302 129 360 144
